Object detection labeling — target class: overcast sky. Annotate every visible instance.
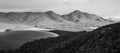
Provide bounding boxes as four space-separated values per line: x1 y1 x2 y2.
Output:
0 0 119 18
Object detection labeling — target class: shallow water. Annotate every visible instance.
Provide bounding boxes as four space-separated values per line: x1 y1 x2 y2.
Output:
0 30 58 50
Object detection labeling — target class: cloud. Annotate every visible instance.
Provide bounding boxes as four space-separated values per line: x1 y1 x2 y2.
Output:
59 0 89 5
0 0 119 17
0 0 90 9
0 0 61 9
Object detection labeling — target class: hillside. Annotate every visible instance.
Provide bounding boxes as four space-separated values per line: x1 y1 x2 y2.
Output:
1 23 119 53
0 10 112 31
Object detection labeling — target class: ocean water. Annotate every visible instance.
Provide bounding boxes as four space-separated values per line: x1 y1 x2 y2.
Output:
0 30 58 50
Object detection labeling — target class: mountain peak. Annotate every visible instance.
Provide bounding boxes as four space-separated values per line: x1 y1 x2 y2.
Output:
71 10 82 14
46 11 60 16
46 11 56 14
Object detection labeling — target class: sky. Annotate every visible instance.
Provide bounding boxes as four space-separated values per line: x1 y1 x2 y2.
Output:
0 0 119 18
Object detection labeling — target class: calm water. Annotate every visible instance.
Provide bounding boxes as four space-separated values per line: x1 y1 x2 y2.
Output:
0 30 58 50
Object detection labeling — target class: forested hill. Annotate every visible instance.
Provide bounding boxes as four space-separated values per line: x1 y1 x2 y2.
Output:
1 23 120 53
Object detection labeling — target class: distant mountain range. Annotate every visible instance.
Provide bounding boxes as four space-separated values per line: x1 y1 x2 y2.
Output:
106 17 120 22
0 10 113 31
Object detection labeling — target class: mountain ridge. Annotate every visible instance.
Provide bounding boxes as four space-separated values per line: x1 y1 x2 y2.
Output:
0 10 112 31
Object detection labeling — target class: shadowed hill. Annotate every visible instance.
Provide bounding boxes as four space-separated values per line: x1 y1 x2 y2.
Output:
1 23 119 53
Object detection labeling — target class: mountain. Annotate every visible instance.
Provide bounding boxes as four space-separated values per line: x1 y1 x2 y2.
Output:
4 23 119 53
62 10 107 22
0 10 112 31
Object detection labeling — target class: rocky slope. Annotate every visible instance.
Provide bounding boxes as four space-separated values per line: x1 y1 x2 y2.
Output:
0 10 112 31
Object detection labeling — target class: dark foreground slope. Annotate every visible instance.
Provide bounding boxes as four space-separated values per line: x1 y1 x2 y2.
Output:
1 23 120 53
